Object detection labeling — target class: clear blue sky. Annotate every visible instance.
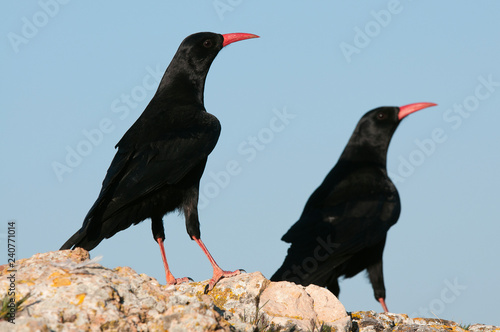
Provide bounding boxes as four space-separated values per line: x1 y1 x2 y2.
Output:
2 1 499 326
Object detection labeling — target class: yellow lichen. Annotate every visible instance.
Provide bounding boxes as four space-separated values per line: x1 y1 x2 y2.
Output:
48 271 68 278
17 279 35 286
48 271 72 287
51 277 71 287
71 293 86 306
425 324 469 332
208 287 240 309
350 312 363 320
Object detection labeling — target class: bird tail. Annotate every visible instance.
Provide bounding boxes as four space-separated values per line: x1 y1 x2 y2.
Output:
60 229 84 250
271 236 351 287
271 245 319 285
270 257 297 282
59 216 104 251
271 251 346 287
60 188 114 251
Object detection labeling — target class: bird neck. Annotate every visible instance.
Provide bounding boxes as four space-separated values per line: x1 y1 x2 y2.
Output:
154 58 208 107
339 144 388 168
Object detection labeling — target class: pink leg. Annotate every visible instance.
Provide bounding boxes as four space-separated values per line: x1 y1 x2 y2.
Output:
157 237 191 285
378 297 389 313
192 236 242 292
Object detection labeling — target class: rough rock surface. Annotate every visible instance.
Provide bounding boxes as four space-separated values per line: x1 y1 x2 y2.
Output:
0 249 350 331
2 250 498 331
351 311 499 332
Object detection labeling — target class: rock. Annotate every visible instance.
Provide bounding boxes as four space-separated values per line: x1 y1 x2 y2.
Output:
260 281 350 331
351 311 500 332
0 249 350 331
3 250 498 331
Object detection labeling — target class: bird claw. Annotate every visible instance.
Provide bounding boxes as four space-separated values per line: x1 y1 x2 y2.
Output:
204 284 210 294
203 269 243 294
167 276 193 286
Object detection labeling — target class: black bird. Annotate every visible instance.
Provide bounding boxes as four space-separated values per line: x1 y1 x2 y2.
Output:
61 32 259 291
271 102 436 312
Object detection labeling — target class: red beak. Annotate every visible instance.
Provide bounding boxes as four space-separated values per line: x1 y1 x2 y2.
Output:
222 33 259 47
398 102 437 120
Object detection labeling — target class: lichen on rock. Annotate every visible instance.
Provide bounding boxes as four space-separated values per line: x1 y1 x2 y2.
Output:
2 250 496 331
0 249 350 331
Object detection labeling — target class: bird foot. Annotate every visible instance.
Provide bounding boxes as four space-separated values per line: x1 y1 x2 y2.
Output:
378 297 389 313
204 269 245 294
166 276 194 286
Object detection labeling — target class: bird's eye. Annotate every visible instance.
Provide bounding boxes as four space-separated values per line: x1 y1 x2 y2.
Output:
376 112 387 120
203 39 213 48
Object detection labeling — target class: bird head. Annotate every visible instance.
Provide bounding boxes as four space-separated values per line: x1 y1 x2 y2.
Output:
172 32 259 74
155 32 258 102
340 102 437 164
